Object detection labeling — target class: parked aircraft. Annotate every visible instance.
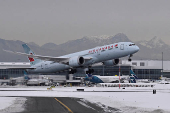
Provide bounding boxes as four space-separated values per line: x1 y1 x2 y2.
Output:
84 75 128 83
4 42 139 74
129 69 138 83
129 70 158 83
84 69 137 83
95 70 157 87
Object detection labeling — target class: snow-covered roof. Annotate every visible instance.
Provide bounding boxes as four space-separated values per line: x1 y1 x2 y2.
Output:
0 62 30 66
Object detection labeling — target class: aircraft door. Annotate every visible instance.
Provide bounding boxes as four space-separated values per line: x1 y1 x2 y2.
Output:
97 48 100 55
95 47 100 55
120 44 124 50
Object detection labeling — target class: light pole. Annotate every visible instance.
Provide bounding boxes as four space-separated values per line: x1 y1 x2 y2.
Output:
162 52 163 77
119 60 121 89
103 65 104 76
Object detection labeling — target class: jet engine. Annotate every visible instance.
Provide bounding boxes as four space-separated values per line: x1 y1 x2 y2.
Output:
69 56 85 67
102 59 119 66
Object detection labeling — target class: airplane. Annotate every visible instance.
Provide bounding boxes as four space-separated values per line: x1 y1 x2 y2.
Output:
84 69 137 83
130 70 155 83
129 69 138 83
3 42 139 74
84 74 128 83
97 70 157 87
129 70 158 83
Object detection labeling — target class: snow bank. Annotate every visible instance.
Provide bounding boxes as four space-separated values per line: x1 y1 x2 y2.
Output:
0 97 16 110
0 97 26 113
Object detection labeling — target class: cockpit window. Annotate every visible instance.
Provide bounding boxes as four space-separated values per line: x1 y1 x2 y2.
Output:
129 44 135 46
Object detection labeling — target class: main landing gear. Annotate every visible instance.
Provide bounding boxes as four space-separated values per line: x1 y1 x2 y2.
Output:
86 69 94 74
69 69 77 74
69 68 94 74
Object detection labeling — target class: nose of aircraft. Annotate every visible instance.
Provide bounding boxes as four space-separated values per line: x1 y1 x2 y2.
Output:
135 46 140 52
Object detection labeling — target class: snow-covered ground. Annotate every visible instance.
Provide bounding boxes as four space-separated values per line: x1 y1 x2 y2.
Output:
0 84 170 113
0 97 16 110
0 97 26 113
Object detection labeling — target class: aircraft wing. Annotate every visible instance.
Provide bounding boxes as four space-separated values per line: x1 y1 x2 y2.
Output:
3 49 69 63
3 49 93 64
91 63 103 67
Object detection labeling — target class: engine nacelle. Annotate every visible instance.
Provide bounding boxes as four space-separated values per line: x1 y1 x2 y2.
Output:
103 59 119 66
69 56 85 67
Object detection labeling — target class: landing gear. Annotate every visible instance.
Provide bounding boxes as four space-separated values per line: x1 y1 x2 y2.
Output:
86 69 94 74
128 54 133 62
69 69 77 74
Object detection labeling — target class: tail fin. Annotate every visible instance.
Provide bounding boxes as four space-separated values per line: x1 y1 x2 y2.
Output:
84 74 93 81
129 70 138 83
87 74 93 78
23 70 28 75
130 70 138 79
23 71 30 80
22 44 41 66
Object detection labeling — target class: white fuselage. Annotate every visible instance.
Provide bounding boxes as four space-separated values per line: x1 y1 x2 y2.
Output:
97 76 128 83
28 42 139 73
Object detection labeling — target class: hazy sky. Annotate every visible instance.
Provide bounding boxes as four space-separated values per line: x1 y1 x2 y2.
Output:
0 0 170 45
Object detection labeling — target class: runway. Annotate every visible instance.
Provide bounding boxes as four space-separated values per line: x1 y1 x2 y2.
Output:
0 85 170 113
21 97 118 113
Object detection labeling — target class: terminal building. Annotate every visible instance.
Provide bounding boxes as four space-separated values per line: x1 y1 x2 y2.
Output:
0 60 170 81
0 62 30 79
123 60 170 79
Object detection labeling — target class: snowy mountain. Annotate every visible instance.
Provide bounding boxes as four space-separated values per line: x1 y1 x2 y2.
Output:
136 36 168 49
0 38 66 62
85 33 131 45
135 36 170 60
147 36 165 48
0 33 170 61
54 33 131 54
41 43 58 50
28 42 39 47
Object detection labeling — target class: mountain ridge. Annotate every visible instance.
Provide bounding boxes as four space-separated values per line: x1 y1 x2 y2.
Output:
0 33 169 62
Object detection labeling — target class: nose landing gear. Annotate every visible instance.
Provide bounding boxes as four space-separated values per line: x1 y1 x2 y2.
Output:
128 58 132 62
128 54 133 62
